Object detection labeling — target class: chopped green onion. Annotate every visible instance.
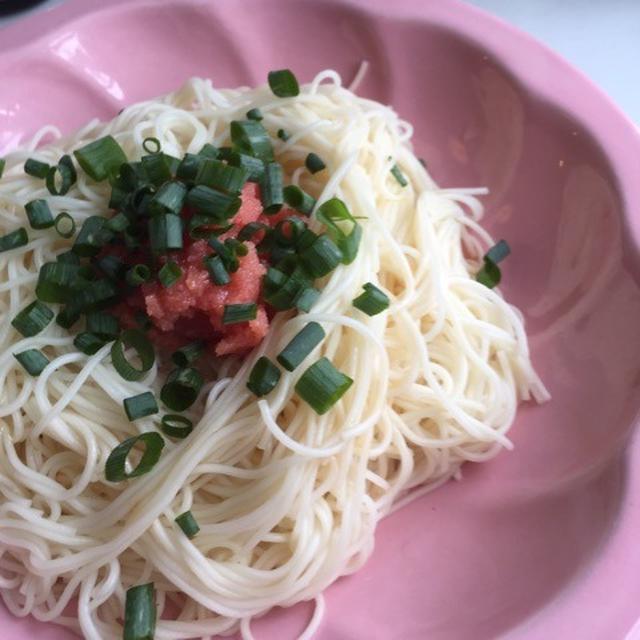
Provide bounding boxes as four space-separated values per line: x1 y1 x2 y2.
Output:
195 158 248 194
142 137 161 154
175 510 200 538
106 432 164 481
238 221 269 243
126 264 152 286
476 261 502 289
207 237 243 273
158 260 182 288
160 414 194 439
0 228 28 253
111 329 155 381
261 162 283 214
25 199 54 230
171 341 204 368
268 69 300 97
36 262 88 302
73 216 114 257
74 135 127 182
277 322 325 372
203 254 230 285
14 349 49 376
123 583 156 640
140 152 173 186
222 303 257 325
246 108 263 121
315 197 361 264
418 157 427 168
186 185 241 221
149 180 187 216
54 212 76 238
228 152 265 182
105 212 129 233
198 143 219 160
263 266 312 310
73 332 107 355
390 163 408 187
24 158 50 179
295 357 353 415
273 217 307 248
46 155 77 196
305 152 326 174
97 254 126 280
247 356 281 397
352 282 390 316
148 214 183 254
283 185 316 216
294 286 320 313
56 306 80 329
176 153 202 181
230 120 274 162
124 392 159 421
0 158 6 178
299 234 342 278
485 239 511 265
160 367 203 411
277 128 291 141
74 279 118 311
57 250 80 264
86 312 119 338
12 301 53 337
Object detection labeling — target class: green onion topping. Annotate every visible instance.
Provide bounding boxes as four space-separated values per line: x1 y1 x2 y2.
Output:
12 301 53 337
0 228 28 253
230 120 274 162
123 392 159 421
352 282 390 316
277 322 325 372
126 264 152 286
175 510 200 539
268 69 300 97
111 329 155 381
158 260 182 288
24 158 50 179
14 349 49 376
277 128 291 141
160 414 194 439
203 254 230 285
54 212 76 238
261 162 283 215
46 155 77 196
222 303 257 325
246 108 264 121
160 367 203 411
149 180 187 216
142 137 161 154
73 332 107 355
74 135 127 182
283 185 316 216
25 199 54 230
305 152 326 174
295 357 353 415
247 356 281 397
148 213 183 254
477 240 511 289
123 583 157 640
299 234 343 278
171 341 204 367
86 312 119 338
390 163 408 187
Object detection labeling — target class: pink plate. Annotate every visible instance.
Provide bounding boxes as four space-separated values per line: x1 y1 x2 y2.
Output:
1 1 640 638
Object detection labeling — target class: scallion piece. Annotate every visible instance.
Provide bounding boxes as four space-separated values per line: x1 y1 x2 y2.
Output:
97 254 126 280
142 137 161 154
294 286 320 313
237 221 269 243
315 197 362 264
195 158 248 194
476 261 502 289
158 260 182 288
0 158 4 178
176 153 202 181
73 216 113 257
305 152 326 174
148 213 183 254
54 212 76 238
0 228 28 253
74 279 118 311
73 332 106 355
258 162 283 215
228 152 265 182
86 312 119 338
106 433 164 481
390 163 408 187
295 357 353 415
277 322 325 372
111 329 155 381
56 306 80 329
12 301 53 337
485 239 511 265
263 266 312 310
299 234 342 278
74 135 127 182
14 349 49 376
123 583 157 640
246 108 263 121
198 143 219 160
186 185 241 221
171 341 204 368
24 158 50 179
123 392 159 421
203 254 230 285
46 155 77 196
352 282 390 316
105 212 129 233
149 180 187 216
175 510 200 538
222 303 257 325
277 128 291 141
140 152 173 186
160 367 203 411
56 250 80 264
283 185 316 216
247 356 281 397
126 264 152 286
268 69 300 97
25 199 54 230
230 120 274 162
160 414 193 439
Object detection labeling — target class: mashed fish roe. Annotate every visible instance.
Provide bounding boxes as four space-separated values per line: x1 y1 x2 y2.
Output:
140 183 291 356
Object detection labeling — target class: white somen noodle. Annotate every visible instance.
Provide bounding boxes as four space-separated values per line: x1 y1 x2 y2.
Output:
0 70 548 639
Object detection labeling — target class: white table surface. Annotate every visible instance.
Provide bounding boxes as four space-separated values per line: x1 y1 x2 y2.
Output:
1 0 639 124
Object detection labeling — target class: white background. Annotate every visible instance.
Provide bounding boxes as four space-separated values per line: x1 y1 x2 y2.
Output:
1 0 639 124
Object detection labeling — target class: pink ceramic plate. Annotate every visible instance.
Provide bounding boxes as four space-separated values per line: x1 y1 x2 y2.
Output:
1 1 640 638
